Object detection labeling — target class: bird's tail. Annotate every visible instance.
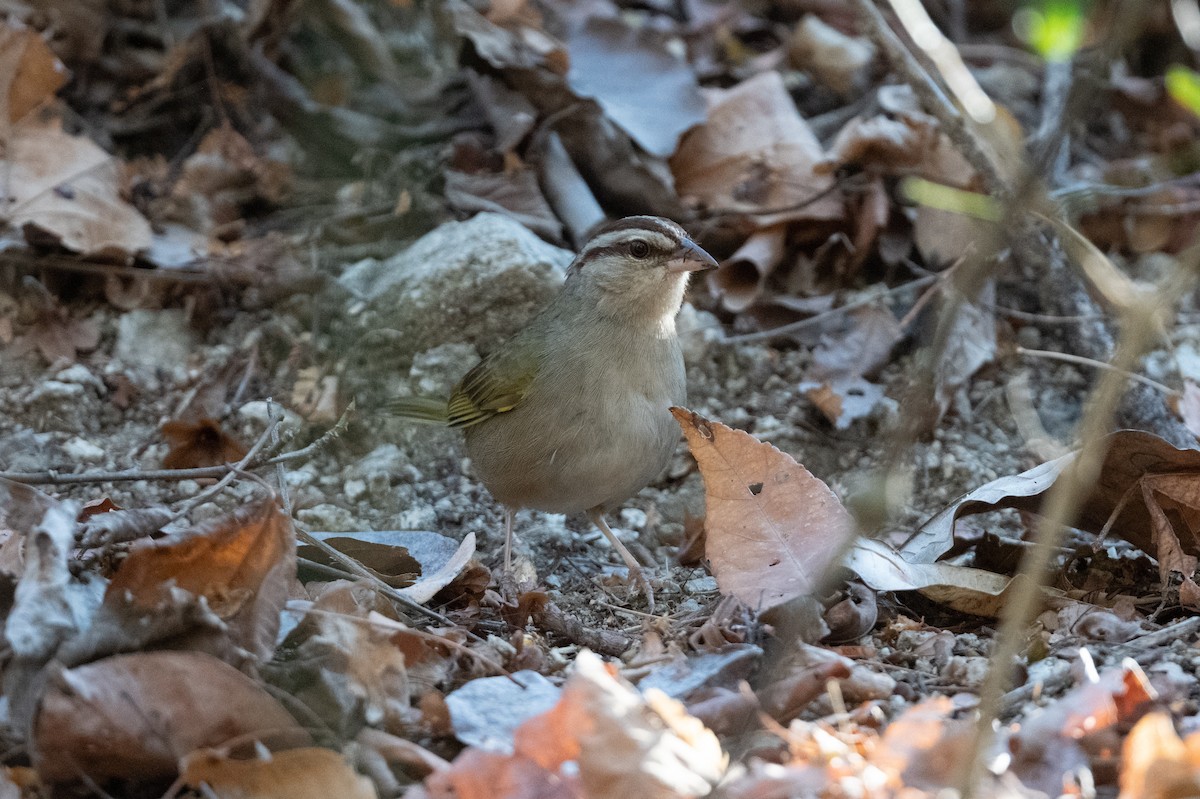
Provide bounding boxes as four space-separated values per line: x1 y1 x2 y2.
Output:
384 396 451 425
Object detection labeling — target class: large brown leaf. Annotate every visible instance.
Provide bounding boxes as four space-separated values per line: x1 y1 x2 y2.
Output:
672 407 857 610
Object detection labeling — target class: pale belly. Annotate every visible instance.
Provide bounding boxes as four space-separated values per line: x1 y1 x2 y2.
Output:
463 385 681 514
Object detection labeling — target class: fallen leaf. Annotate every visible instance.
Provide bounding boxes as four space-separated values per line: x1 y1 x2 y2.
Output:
517 650 726 798
901 430 1200 601
672 407 857 610
100 499 294 662
180 747 377 799
0 110 152 259
565 16 706 158
671 71 842 225
34 650 309 782
1119 711 1200 799
845 538 1021 616
0 22 68 123
161 417 249 469
709 224 787 313
12 301 100 365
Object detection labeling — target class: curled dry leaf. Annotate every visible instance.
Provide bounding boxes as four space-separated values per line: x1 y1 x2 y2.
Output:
788 15 875 95
900 429 1200 605
101 499 294 663
671 71 842 225
34 650 309 782
799 304 902 429
161 417 249 469
671 407 857 610
710 224 787 313
180 747 377 799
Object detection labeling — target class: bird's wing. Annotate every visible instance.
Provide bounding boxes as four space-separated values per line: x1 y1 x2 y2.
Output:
447 347 538 429
384 395 451 424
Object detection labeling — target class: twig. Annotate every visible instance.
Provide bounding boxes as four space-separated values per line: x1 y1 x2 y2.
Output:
0 401 355 486
1016 346 1178 397
851 0 1007 197
718 275 937 344
532 600 635 657
168 410 282 523
958 244 1200 796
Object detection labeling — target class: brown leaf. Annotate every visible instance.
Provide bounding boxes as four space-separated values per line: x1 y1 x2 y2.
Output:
104 500 294 662
0 110 152 258
709 224 787 313
902 430 1200 597
1119 711 1200 799
180 747 377 799
162 417 248 469
16 303 99 365
672 407 857 610
671 71 842 225
34 650 309 782
0 22 68 123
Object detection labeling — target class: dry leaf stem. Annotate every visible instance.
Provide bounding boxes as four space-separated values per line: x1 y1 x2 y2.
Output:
957 249 1200 797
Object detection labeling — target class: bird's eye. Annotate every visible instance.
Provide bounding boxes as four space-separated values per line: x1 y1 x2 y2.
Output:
629 239 650 258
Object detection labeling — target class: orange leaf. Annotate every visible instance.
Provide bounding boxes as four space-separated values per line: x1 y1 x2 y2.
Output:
162 417 248 469
672 407 857 610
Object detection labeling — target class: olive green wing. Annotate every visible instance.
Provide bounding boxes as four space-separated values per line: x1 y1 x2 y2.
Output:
446 347 538 429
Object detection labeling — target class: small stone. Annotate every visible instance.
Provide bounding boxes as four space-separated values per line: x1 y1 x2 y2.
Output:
28 380 84 402
54 364 105 392
684 575 718 594
344 478 367 502
62 436 105 463
297 503 361 532
619 508 648 530
190 502 225 523
395 505 438 530
237 400 303 433
114 309 198 374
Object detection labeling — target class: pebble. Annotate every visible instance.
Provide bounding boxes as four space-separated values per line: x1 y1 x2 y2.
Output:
297 503 361 532
62 436 105 462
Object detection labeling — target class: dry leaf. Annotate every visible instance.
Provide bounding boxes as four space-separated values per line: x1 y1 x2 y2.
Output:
181 747 377 799
102 500 294 662
0 22 68 123
672 407 857 610
671 71 842 225
1118 711 1200 799
0 110 151 259
34 650 309 782
565 17 706 158
517 650 726 798
12 302 100 365
710 224 787 313
161 417 249 469
902 430 1200 599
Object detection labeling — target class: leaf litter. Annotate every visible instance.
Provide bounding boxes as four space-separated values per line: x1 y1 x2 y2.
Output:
2 0 1200 797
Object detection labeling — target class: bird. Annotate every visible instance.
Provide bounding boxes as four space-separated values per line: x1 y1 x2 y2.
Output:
388 216 718 610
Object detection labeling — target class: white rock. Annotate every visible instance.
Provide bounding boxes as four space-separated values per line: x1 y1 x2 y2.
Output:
114 309 198 373
62 436 105 462
237 400 303 432
344 478 367 502
54 364 104 392
297 503 361 532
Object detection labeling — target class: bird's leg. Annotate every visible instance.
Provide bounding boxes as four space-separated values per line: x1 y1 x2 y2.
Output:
503 506 515 571
587 508 655 613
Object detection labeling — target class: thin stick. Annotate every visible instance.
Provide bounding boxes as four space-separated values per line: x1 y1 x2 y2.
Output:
719 275 937 344
0 401 355 486
957 247 1200 796
1016 346 1178 397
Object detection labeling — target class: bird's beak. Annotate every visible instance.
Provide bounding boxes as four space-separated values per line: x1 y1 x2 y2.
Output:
667 238 719 273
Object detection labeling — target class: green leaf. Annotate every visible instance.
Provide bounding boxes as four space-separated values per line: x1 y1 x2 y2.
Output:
1016 0 1086 62
1167 65 1200 119
898 177 1003 222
